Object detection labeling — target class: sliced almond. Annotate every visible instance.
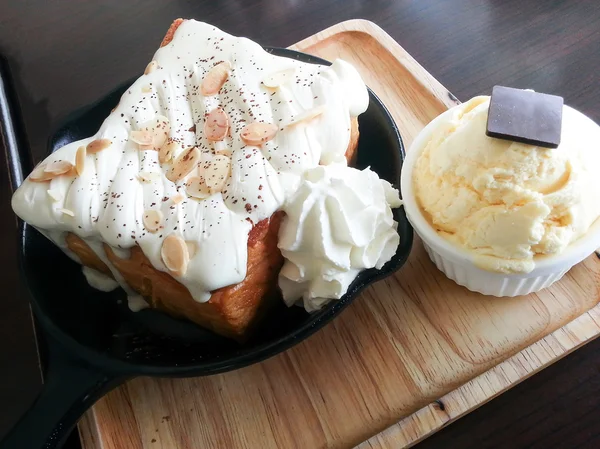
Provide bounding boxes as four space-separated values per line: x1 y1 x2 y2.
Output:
166 147 201 183
161 234 189 276
159 141 178 164
262 68 296 88
30 160 75 182
215 148 233 157
45 160 75 176
154 115 171 136
75 146 86 176
30 174 54 183
204 107 229 141
153 115 171 149
201 61 231 96
130 130 154 146
205 155 231 193
142 209 163 233
144 60 158 75
171 193 185 204
47 189 63 202
284 105 326 127
29 164 53 182
185 176 211 199
136 171 160 183
87 139 112 154
215 146 232 157
58 208 75 217
132 116 171 151
141 85 153 93
240 122 278 146
186 241 197 258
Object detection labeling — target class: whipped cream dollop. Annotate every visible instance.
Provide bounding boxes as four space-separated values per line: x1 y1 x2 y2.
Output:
11 20 370 308
278 164 402 312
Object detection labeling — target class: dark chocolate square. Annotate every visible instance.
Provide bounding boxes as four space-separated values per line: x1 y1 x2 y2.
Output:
486 85 563 148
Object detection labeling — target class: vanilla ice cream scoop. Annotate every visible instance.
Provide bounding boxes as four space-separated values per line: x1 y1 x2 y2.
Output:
278 164 402 311
413 95 600 274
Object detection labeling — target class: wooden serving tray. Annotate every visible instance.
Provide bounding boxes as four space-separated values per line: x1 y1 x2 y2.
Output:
78 20 600 449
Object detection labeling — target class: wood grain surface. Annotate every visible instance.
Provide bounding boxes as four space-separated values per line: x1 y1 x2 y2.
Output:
1 2 600 449
72 20 600 449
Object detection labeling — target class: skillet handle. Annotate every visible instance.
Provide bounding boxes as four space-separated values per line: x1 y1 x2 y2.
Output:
0 55 33 191
0 336 127 449
0 57 128 448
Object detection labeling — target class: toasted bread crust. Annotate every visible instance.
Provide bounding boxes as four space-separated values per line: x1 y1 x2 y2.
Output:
66 213 284 341
160 18 184 47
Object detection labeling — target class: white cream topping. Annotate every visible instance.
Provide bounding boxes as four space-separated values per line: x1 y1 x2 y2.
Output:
82 266 119 292
278 164 402 312
11 20 369 307
128 294 150 312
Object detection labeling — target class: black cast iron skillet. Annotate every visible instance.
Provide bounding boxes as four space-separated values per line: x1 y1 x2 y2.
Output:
0 47 413 449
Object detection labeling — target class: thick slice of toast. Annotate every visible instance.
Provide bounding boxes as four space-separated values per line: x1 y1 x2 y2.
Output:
63 19 360 341
66 213 284 340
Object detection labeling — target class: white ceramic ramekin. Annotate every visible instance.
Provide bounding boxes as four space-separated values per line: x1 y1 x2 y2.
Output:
400 103 600 297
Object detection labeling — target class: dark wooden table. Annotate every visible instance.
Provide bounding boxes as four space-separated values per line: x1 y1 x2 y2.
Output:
1 1 600 448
